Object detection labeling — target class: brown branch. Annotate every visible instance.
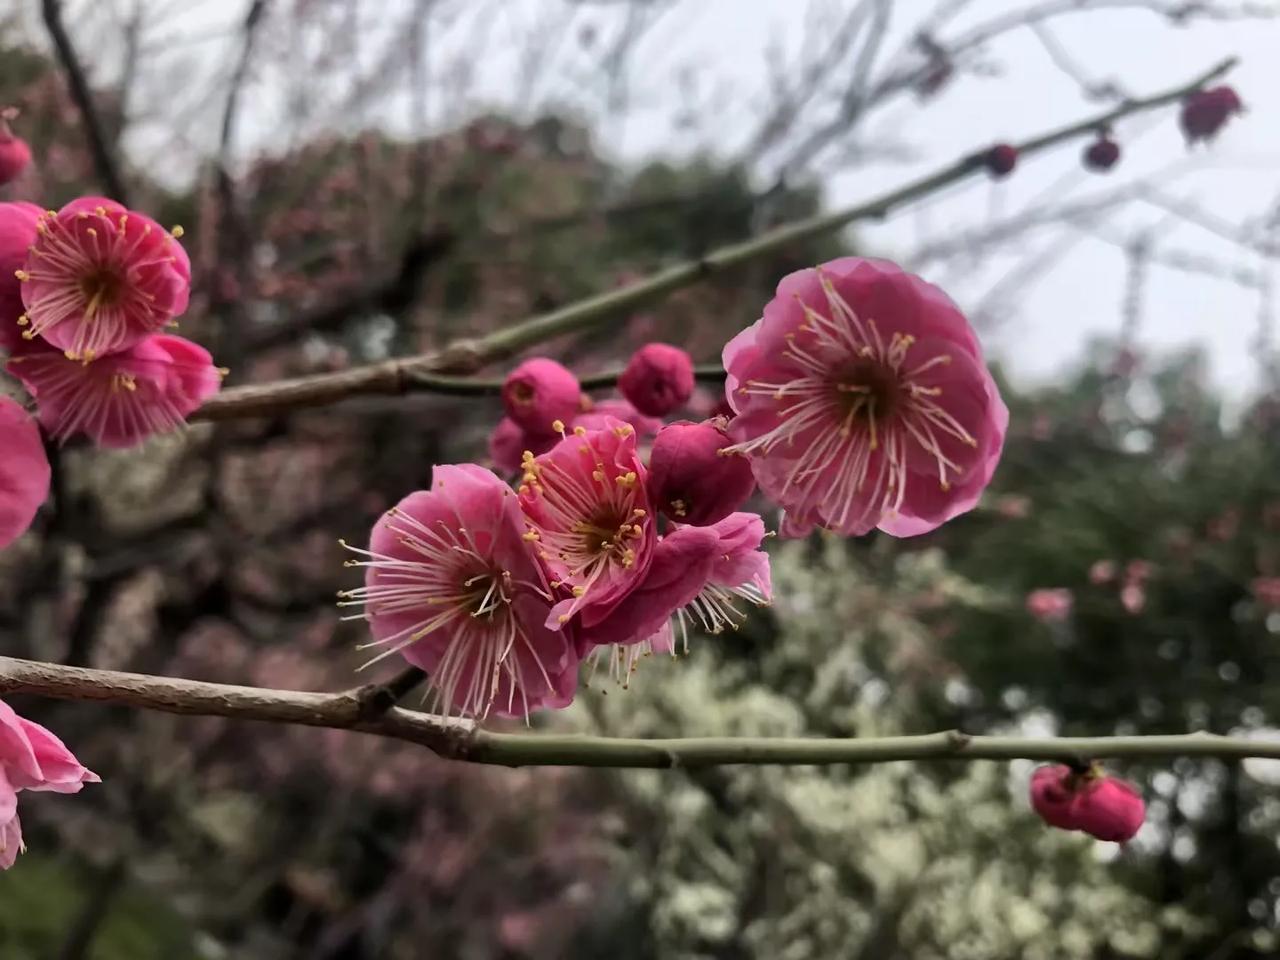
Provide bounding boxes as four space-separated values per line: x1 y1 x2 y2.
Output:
191 55 1237 423
41 0 129 203
5 655 1280 769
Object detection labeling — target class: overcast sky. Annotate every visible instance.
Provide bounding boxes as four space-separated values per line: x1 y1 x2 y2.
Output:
46 0 1280 401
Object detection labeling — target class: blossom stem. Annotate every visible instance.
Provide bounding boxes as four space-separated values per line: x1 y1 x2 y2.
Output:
191 56 1237 423
1 655 1275 769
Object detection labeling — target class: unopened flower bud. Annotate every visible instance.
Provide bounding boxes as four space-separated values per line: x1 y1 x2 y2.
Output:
501 358 582 433
984 143 1018 178
619 343 695 417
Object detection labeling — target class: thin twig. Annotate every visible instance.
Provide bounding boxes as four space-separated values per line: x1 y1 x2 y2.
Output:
3 656 1279 769
41 0 129 203
191 56 1237 423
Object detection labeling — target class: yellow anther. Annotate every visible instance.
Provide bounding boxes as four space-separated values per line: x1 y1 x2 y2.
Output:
171 225 185 238
572 586 586 597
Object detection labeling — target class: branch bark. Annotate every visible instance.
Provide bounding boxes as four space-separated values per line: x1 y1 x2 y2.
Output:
41 0 129 203
191 55 1237 423
3 655 1278 769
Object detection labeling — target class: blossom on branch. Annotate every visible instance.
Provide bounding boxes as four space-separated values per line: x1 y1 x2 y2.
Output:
0 699 99 870
341 464 579 719
723 257 1007 538
17 197 191 361
518 420 656 628
7 334 223 448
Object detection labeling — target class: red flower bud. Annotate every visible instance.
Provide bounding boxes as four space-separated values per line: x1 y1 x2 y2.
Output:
619 343 695 417
1180 85 1243 144
0 135 30 186
984 143 1018 178
649 420 756 526
1030 764 1145 843
1083 136 1120 172
501 358 582 433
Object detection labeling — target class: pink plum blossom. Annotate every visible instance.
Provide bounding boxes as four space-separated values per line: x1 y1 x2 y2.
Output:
502 357 582 434
0 397 50 548
0 699 99 870
7 334 222 448
17 197 191 360
583 512 772 679
618 343 695 417
0 202 41 351
518 420 656 628
723 257 1007 538
1030 764 1145 843
341 464 579 719
1026 588 1073 623
648 420 756 525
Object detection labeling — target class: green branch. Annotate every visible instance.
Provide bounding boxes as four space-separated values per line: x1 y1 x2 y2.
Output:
1 656 1273 769
191 56 1237 422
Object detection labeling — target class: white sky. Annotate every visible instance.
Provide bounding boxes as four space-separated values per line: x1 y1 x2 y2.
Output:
45 0 1280 399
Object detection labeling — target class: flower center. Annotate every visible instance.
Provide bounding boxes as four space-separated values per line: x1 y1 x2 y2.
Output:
574 507 638 564
78 267 124 318
834 358 901 425
510 382 534 404
461 568 509 619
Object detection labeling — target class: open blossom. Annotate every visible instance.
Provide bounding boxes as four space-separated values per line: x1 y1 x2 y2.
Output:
0 397 50 549
1030 764 1145 843
518 420 656 628
0 700 100 869
1026 588 1072 623
0 202 41 350
724 257 1007 538
619 343 695 417
17 197 191 360
583 512 772 678
502 358 582 433
648 420 756 525
340 464 579 719
8 334 222 448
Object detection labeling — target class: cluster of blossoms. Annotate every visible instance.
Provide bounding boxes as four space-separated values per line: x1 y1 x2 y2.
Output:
0 195 224 549
0 185 222 866
346 257 1009 716
346 255 1149 843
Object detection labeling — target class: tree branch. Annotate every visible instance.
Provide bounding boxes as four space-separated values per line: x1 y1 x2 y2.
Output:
41 0 129 203
191 55 1237 423
3 655 1279 769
